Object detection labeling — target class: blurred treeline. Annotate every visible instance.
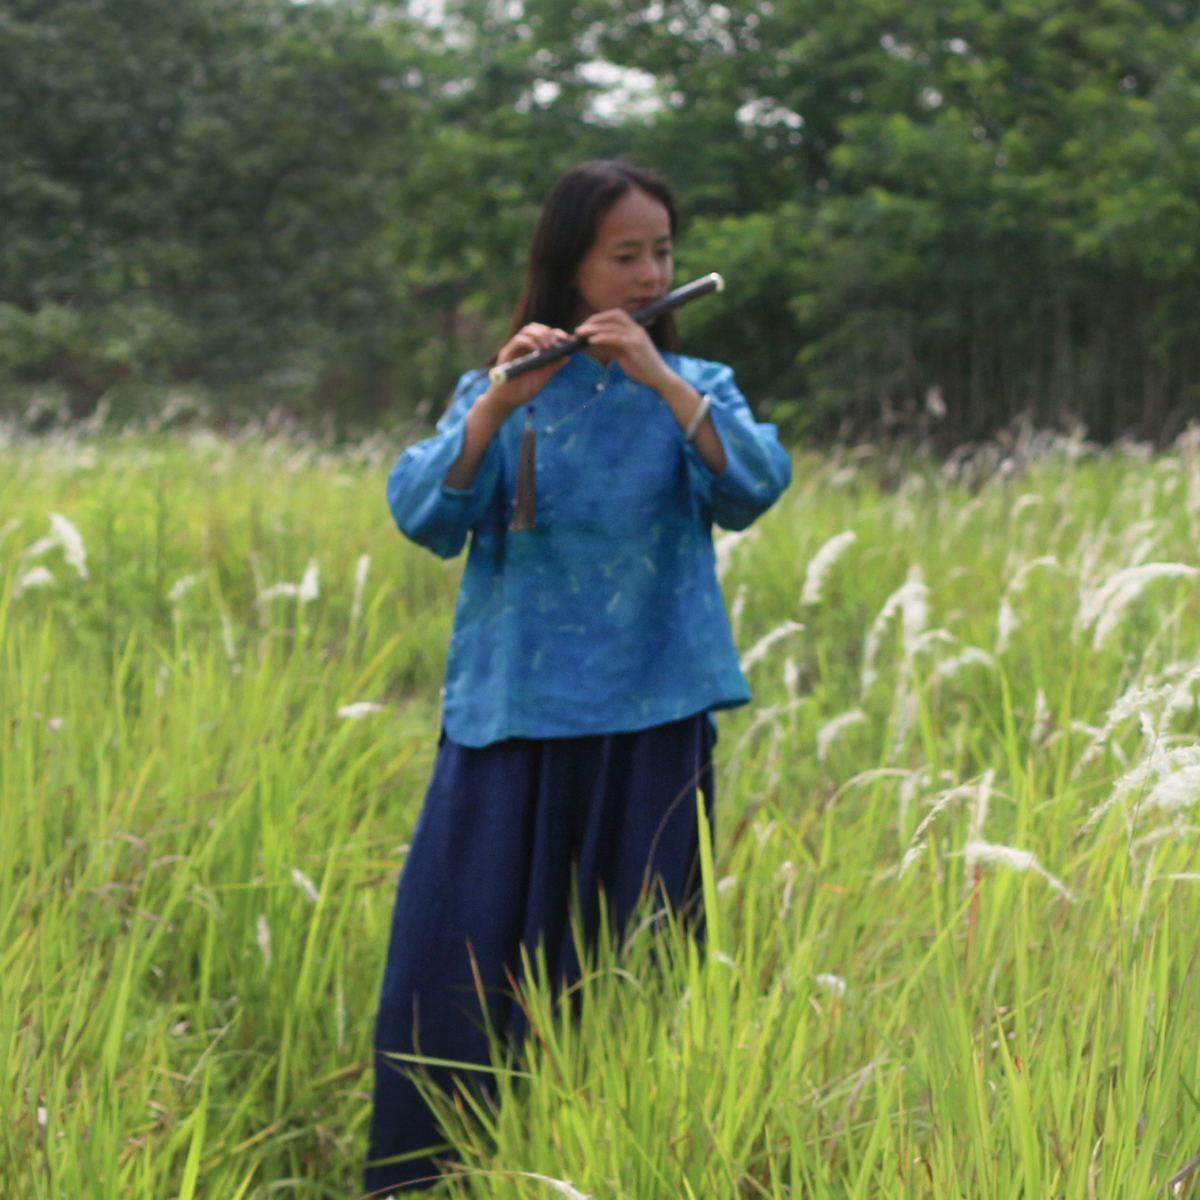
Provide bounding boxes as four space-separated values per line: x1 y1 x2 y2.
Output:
5 0 1200 441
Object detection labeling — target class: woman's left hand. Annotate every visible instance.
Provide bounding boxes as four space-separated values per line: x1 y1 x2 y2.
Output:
575 306 728 475
573 308 675 392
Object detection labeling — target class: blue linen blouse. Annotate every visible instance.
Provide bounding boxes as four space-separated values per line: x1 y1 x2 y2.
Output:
387 351 792 748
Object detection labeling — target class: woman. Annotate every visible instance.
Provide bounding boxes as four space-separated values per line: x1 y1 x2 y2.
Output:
366 160 791 1193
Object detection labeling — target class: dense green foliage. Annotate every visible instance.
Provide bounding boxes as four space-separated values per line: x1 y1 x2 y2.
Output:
6 0 1200 438
8 430 1200 1195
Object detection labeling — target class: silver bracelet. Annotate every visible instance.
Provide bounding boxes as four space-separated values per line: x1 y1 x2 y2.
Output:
684 393 712 443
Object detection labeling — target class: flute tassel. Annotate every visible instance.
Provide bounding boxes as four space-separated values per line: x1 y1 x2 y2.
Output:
510 408 537 531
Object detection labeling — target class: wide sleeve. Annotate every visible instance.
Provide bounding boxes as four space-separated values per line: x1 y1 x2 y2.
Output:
682 362 792 531
386 370 502 559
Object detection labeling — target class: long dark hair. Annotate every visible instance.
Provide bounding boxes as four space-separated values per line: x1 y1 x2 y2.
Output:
507 160 682 352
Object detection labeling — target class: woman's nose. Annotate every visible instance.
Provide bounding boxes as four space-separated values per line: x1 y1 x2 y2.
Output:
635 253 662 284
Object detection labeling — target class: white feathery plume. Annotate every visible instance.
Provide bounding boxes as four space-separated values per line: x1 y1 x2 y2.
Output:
48 514 88 579
1031 689 1050 746
20 514 89 580
259 557 321 604
13 566 55 596
1180 424 1200 515
898 770 924 834
338 701 386 719
995 599 1020 654
783 657 800 704
1069 719 1130 768
219 607 237 663
964 841 1074 900
862 565 927 694
816 709 867 762
966 769 995 845
297 558 320 603
899 780 979 875
1131 825 1200 853
730 582 748 642
21 535 60 561
258 580 299 601
814 973 847 998
1147 762 1200 813
801 531 857 606
888 687 919 764
901 566 928 648
168 574 199 604
1077 563 1197 651
351 554 370 624
832 766 927 806
954 495 985 530
1081 747 1169 832
740 620 804 673
933 646 995 681
909 628 956 656
1127 534 1159 567
1168 664 1200 715
1116 517 1159 566
777 860 797 919
995 556 1059 654
291 867 321 904
517 1172 592 1199
1073 682 1171 777
256 914 272 969
963 769 996 895
714 527 758 581
1092 577 1175 651
1071 526 1109 604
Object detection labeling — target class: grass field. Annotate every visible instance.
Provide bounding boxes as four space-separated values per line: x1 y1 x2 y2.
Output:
6 424 1200 1199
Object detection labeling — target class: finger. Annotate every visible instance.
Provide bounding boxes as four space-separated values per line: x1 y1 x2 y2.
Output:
601 307 640 326
577 328 621 347
524 324 575 350
579 313 643 336
583 325 640 345
506 329 557 358
521 323 562 342
575 319 617 339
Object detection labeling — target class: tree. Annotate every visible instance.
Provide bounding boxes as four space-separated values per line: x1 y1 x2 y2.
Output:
0 0 422 415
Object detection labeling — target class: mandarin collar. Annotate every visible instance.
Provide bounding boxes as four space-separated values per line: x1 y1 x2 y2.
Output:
561 351 626 386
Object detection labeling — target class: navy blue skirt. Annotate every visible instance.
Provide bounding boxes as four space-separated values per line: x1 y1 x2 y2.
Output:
365 713 715 1194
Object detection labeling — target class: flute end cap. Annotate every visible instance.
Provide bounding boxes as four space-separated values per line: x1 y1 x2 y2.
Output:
713 272 725 293
488 364 508 385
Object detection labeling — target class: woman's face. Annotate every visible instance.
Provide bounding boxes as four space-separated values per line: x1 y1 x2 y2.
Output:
573 187 674 321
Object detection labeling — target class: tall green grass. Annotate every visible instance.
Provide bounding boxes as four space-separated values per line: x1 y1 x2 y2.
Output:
5 427 1200 1198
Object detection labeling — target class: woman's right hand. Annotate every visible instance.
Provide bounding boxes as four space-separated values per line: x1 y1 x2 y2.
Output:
484 323 574 413
445 325 573 490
